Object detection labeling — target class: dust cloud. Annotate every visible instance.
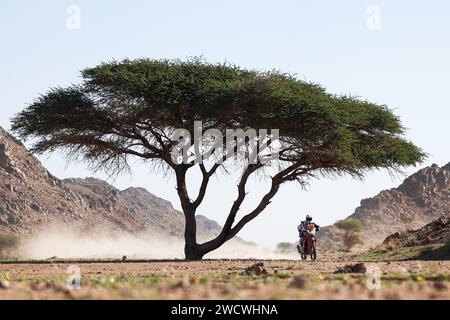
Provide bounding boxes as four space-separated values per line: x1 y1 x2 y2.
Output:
16 228 298 260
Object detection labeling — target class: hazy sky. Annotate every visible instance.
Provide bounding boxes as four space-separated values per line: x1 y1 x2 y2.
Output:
1 1 449 248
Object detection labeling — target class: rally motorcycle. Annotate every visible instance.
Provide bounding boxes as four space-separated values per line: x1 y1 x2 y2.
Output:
297 223 317 261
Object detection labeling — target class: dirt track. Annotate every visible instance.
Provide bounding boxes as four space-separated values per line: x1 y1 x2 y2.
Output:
0 259 449 299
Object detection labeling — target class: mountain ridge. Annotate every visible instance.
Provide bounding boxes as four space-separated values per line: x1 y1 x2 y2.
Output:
0 126 222 241
317 162 450 250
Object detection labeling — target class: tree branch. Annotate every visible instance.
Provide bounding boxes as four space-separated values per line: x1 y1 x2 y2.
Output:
226 178 281 240
224 162 315 240
198 163 261 253
174 165 193 213
220 163 261 235
192 163 220 209
198 161 318 253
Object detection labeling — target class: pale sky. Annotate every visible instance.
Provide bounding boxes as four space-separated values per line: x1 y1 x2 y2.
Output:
1 1 449 248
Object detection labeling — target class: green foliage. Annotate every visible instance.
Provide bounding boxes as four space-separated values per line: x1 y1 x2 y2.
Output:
98 276 119 288
356 244 442 261
12 57 425 176
335 218 363 232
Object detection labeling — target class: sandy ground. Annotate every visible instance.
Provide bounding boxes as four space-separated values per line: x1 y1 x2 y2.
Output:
0 259 449 299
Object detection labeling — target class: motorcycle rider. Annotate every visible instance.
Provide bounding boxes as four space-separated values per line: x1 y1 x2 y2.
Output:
297 214 320 253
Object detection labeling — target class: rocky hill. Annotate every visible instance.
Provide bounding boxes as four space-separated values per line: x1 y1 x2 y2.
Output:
383 215 450 248
317 163 450 250
0 127 222 241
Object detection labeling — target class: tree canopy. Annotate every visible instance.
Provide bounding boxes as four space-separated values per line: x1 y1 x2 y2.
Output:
335 218 363 232
11 58 425 259
335 218 364 251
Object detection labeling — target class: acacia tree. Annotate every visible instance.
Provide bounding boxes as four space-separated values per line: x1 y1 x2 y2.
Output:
11 58 425 260
335 218 363 251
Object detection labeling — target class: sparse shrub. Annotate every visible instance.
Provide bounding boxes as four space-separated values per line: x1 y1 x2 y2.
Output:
271 272 290 280
335 219 363 251
217 273 231 281
199 276 211 285
98 277 119 288
143 275 160 285
384 242 398 251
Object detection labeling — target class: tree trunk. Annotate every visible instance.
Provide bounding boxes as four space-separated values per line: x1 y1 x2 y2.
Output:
183 208 204 260
175 164 284 260
184 242 204 261
184 218 205 260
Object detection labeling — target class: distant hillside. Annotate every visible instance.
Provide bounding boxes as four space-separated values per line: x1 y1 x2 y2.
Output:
357 216 450 261
0 126 222 241
383 215 450 248
317 163 450 250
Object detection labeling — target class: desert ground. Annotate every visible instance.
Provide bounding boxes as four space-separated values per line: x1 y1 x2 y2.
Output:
0 257 449 299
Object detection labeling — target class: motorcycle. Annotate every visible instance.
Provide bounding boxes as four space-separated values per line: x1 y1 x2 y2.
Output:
297 223 317 261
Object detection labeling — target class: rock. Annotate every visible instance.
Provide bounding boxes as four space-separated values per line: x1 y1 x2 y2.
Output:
30 203 41 212
383 216 450 248
317 162 450 251
383 232 401 244
289 276 307 289
0 280 10 289
433 281 448 291
334 263 367 274
244 262 268 276
0 142 11 170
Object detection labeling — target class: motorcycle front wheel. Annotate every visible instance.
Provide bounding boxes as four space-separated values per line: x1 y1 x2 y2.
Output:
310 244 317 261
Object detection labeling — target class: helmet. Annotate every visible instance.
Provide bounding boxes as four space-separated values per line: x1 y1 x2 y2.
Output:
305 215 312 222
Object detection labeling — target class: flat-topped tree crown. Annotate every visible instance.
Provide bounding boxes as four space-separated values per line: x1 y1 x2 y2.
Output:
11 58 425 260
